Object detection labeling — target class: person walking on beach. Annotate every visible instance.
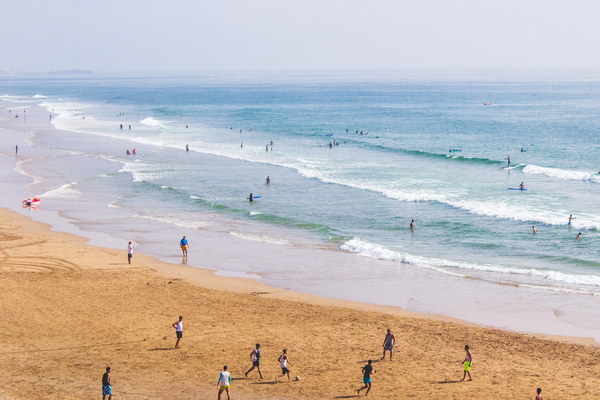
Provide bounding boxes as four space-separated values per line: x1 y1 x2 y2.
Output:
180 236 189 257
172 316 183 349
460 345 473 381
127 241 133 264
382 328 395 360
276 348 292 381
102 367 112 400
217 365 231 400
356 359 374 396
535 388 544 400
245 343 264 378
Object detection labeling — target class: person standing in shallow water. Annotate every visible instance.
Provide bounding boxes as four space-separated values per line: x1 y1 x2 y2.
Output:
127 241 133 264
180 236 189 256
409 219 415 230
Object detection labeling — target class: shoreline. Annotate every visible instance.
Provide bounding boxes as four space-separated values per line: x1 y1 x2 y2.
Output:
1 201 600 399
1 98 600 346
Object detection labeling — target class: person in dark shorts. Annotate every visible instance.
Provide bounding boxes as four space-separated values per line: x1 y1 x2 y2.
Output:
276 348 292 381
127 241 133 264
382 328 395 360
102 367 112 400
356 359 374 396
172 316 183 349
245 343 263 378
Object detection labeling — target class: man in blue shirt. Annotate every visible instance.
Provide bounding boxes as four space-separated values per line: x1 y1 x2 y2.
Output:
180 236 189 256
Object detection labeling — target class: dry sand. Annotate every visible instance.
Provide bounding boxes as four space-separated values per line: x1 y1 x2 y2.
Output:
0 208 598 400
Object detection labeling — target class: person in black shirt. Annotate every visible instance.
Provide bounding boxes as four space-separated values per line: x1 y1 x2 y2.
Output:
356 359 374 396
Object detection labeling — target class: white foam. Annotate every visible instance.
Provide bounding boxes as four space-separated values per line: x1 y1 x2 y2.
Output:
106 202 122 208
341 237 600 289
119 161 166 183
134 214 210 229
40 182 81 199
139 117 167 128
230 231 290 245
523 164 600 184
32 94 48 99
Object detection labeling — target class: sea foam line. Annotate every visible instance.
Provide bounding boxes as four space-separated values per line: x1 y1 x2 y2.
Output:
341 237 600 289
523 164 600 184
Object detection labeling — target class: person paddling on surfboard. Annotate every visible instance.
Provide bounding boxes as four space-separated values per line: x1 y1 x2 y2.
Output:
519 182 525 190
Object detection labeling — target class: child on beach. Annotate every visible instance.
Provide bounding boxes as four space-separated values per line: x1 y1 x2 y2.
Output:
217 365 231 400
535 387 544 400
276 348 292 381
245 343 263 378
356 359 374 396
460 345 473 381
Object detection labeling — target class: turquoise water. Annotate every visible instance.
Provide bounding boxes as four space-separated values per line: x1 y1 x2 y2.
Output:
1 74 600 297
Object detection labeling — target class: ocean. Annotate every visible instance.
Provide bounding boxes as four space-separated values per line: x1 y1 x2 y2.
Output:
1 73 599 339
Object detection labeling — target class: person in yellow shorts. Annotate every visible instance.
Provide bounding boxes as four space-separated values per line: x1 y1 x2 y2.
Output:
179 236 189 257
217 365 231 400
460 344 473 381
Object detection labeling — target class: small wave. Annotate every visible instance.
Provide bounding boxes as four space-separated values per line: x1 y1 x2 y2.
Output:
119 161 166 183
341 238 600 288
106 202 122 208
249 211 262 216
139 117 167 128
523 164 600 184
32 94 48 99
230 231 290 245
40 182 81 199
135 214 210 229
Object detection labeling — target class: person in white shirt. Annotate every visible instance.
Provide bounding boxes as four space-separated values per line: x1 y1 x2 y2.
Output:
276 348 292 381
127 242 133 264
171 316 183 349
217 365 231 400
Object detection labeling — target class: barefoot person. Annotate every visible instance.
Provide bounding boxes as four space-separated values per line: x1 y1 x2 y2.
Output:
276 348 292 381
172 316 183 349
460 345 473 381
382 328 395 360
356 359 374 396
127 241 133 264
535 387 544 400
217 365 231 400
245 343 263 378
102 367 112 400
180 236 189 256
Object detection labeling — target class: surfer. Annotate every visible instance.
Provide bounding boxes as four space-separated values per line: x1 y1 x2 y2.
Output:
266 176 270 185
519 182 525 190
248 193 254 202
576 232 582 240
506 156 511 168
568 214 575 226
409 219 415 230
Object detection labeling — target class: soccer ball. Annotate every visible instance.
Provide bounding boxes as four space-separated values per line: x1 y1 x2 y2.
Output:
295 376 301 381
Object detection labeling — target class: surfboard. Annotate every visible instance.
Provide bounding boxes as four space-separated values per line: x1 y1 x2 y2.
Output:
507 188 527 191
249 195 262 199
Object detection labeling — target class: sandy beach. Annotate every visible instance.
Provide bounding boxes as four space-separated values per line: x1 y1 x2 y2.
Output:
0 207 599 400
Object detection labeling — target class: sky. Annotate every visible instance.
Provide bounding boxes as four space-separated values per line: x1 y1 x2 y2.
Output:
2 0 600 73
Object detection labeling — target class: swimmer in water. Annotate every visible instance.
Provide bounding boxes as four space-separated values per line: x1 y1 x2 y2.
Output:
576 232 582 240
409 219 415 230
265 176 270 185
532 226 537 234
519 182 525 189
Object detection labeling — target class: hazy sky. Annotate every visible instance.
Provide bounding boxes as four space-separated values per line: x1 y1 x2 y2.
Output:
2 0 600 72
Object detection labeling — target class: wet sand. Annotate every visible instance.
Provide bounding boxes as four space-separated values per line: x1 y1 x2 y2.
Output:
0 208 599 400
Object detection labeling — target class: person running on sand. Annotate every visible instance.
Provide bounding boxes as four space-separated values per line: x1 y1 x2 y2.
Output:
127 241 133 264
102 367 112 400
180 236 189 256
460 345 473 381
356 359 374 396
245 343 263 378
535 388 544 400
172 316 183 349
382 328 395 360
217 365 231 400
276 348 292 381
